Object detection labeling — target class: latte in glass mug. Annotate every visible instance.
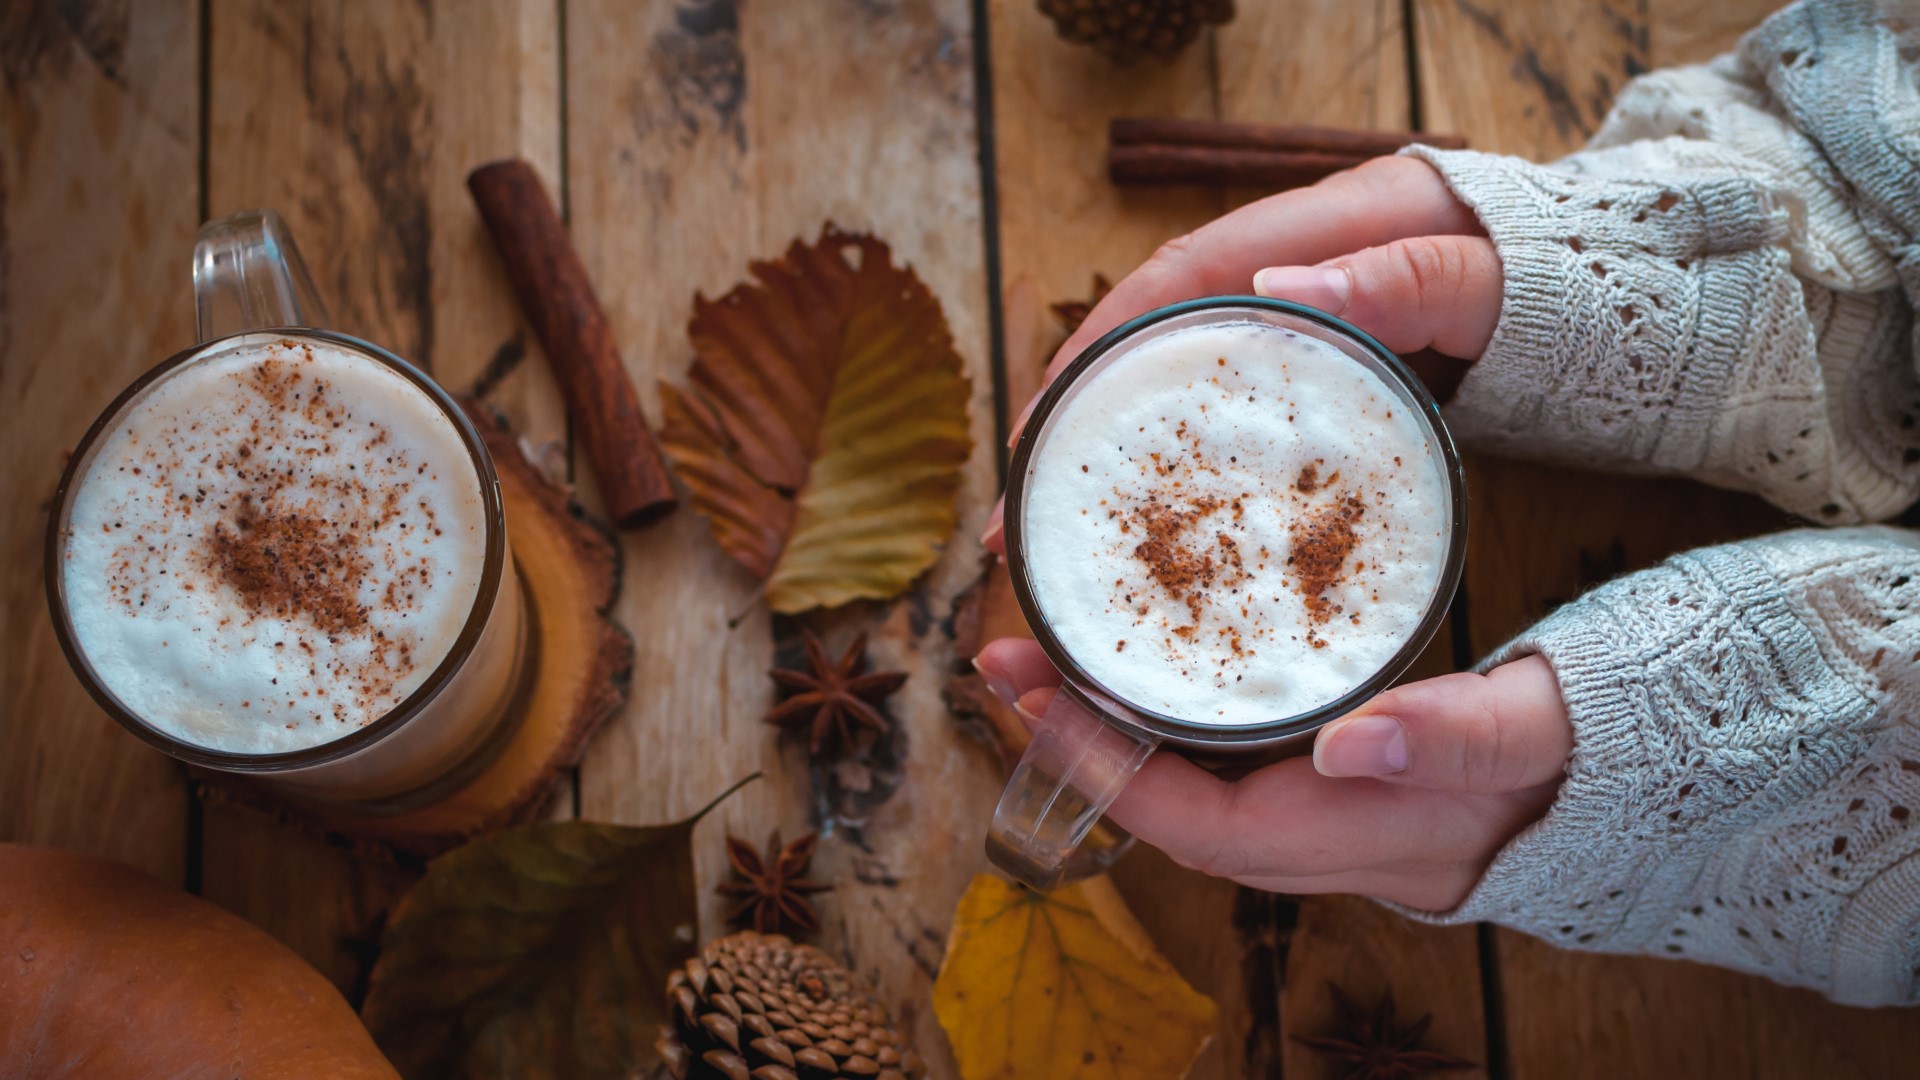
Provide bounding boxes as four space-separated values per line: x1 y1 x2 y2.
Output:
988 298 1465 890
1021 319 1451 726
46 210 528 811
61 335 495 754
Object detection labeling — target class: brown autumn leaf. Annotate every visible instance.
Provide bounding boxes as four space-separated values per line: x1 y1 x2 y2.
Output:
1049 273 1113 337
359 776 757 1079
942 558 1034 773
659 226 973 613
933 874 1218 1079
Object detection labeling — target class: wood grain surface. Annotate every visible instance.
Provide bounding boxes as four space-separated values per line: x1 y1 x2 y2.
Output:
7 1 1920 1078
2 0 198 883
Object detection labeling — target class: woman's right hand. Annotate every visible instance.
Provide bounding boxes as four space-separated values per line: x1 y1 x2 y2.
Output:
974 640 1573 912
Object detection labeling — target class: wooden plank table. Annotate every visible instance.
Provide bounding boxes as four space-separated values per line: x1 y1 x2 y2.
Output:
3 2 1914 1077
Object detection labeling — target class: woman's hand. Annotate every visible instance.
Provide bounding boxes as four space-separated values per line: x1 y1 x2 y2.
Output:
985 154 1503 552
1041 154 1501 374
975 640 1572 912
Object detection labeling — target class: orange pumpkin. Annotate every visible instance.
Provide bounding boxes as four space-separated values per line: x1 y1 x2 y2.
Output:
0 843 398 1079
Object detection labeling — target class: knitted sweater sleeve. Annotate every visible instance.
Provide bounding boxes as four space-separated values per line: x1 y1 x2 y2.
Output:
1401 527 1920 1006
1402 0 1920 524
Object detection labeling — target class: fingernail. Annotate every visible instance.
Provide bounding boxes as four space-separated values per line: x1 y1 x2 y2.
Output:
1253 265 1352 315
1314 713 1408 777
979 495 1005 548
972 656 1019 705
1012 694 1045 731
1007 398 1037 448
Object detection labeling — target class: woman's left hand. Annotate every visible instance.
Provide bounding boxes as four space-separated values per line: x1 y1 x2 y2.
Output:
981 155 1504 554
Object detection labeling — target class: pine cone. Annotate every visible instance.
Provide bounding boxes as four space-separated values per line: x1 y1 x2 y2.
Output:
1037 0 1236 63
656 931 926 1080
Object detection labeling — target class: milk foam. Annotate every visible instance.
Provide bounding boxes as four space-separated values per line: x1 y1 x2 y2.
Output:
1022 320 1449 725
61 335 489 754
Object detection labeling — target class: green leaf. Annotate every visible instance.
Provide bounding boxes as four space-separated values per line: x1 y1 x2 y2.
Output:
361 777 756 1079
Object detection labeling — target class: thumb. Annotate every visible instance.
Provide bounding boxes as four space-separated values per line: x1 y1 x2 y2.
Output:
1312 654 1572 793
1253 234 1502 360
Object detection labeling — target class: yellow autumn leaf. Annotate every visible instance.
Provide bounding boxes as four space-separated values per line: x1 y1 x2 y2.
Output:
658 226 972 613
933 874 1218 1079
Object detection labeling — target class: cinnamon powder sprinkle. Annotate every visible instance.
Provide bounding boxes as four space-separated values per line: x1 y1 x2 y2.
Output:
1087 397 1403 681
207 500 371 638
86 344 446 724
1289 493 1367 630
1127 494 1244 622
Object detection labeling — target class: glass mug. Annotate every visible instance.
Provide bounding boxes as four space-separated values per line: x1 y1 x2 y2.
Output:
44 210 530 814
986 298 1468 890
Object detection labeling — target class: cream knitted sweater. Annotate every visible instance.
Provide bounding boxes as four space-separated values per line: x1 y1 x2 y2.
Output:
1397 0 1920 1006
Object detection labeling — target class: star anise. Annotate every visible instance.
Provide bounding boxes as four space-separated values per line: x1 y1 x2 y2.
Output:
717 830 832 936
765 629 907 757
1291 982 1477 1080
1049 273 1113 336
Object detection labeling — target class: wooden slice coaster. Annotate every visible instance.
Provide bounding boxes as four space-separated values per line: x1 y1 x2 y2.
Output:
195 399 632 858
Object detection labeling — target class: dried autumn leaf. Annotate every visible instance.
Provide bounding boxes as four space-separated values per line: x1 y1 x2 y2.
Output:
943 559 1037 773
360 777 756 1079
1050 273 1113 337
659 226 973 612
933 874 1218 1079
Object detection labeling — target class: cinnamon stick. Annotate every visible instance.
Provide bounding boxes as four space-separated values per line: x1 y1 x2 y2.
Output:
1111 117 1467 156
467 159 676 528
1110 145 1368 188
1108 117 1467 189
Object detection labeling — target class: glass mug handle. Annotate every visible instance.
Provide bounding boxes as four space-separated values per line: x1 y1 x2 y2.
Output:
985 685 1159 891
192 209 332 343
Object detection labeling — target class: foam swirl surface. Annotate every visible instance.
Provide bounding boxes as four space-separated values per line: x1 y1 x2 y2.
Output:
62 336 487 754
1022 321 1448 726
